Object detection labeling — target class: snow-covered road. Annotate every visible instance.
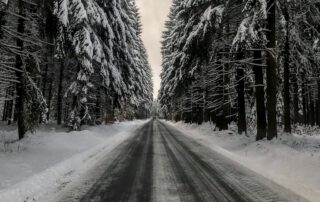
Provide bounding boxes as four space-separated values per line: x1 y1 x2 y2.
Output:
48 120 308 202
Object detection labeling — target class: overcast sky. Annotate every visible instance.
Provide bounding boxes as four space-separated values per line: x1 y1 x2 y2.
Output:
135 0 172 99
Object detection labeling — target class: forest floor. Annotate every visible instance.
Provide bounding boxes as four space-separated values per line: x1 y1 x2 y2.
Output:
0 120 149 202
165 121 320 202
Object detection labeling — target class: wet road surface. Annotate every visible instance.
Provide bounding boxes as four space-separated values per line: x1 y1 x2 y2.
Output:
55 120 308 202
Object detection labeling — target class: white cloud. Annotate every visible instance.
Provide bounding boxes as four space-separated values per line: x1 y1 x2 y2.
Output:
136 0 172 99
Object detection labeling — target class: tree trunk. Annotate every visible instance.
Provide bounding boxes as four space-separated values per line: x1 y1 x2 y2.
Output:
253 51 267 140
42 64 48 97
309 87 315 126
302 79 307 124
46 77 53 121
7 87 14 125
0 2 8 38
317 81 320 126
283 9 291 133
2 89 9 121
266 0 278 140
216 53 228 130
305 82 310 124
95 87 101 124
15 0 26 140
57 60 65 125
236 52 247 134
293 72 299 124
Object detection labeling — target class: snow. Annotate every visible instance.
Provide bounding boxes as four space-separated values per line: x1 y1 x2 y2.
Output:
164 121 320 202
54 0 153 115
314 38 319 50
0 120 149 202
1 0 7 5
203 5 224 28
232 17 259 49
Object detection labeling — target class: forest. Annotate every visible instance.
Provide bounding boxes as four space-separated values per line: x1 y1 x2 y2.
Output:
1 0 320 201
159 0 320 140
0 0 153 140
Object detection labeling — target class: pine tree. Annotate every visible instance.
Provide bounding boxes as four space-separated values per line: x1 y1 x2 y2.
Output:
233 0 268 139
0 0 152 139
159 0 319 141
3 0 47 139
265 0 278 140
54 0 152 128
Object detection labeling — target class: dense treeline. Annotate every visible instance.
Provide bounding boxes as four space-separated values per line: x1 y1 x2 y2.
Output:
0 0 153 139
159 0 320 140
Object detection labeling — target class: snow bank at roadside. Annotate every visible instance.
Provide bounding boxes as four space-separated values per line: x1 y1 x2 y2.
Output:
0 120 148 202
165 121 320 202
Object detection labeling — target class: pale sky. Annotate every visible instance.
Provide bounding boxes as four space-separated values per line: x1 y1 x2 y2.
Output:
136 0 172 99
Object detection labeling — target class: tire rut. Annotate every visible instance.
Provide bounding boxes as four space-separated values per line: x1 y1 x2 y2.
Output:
56 120 308 202
157 121 308 202
78 121 154 202
157 122 245 202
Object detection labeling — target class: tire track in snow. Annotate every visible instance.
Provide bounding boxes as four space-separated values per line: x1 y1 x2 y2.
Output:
57 121 154 202
55 120 309 202
157 120 308 202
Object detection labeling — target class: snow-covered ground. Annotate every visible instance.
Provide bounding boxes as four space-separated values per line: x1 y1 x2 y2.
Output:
165 121 320 202
0 120 148 202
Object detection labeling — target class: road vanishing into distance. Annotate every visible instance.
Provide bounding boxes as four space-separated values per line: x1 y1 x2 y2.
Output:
53 119 308 202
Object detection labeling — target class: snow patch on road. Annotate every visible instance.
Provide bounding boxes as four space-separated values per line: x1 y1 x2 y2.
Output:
0 120 148 202
164 121 320 202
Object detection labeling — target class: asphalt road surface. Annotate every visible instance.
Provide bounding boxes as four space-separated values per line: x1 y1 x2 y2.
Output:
55 119 309 202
